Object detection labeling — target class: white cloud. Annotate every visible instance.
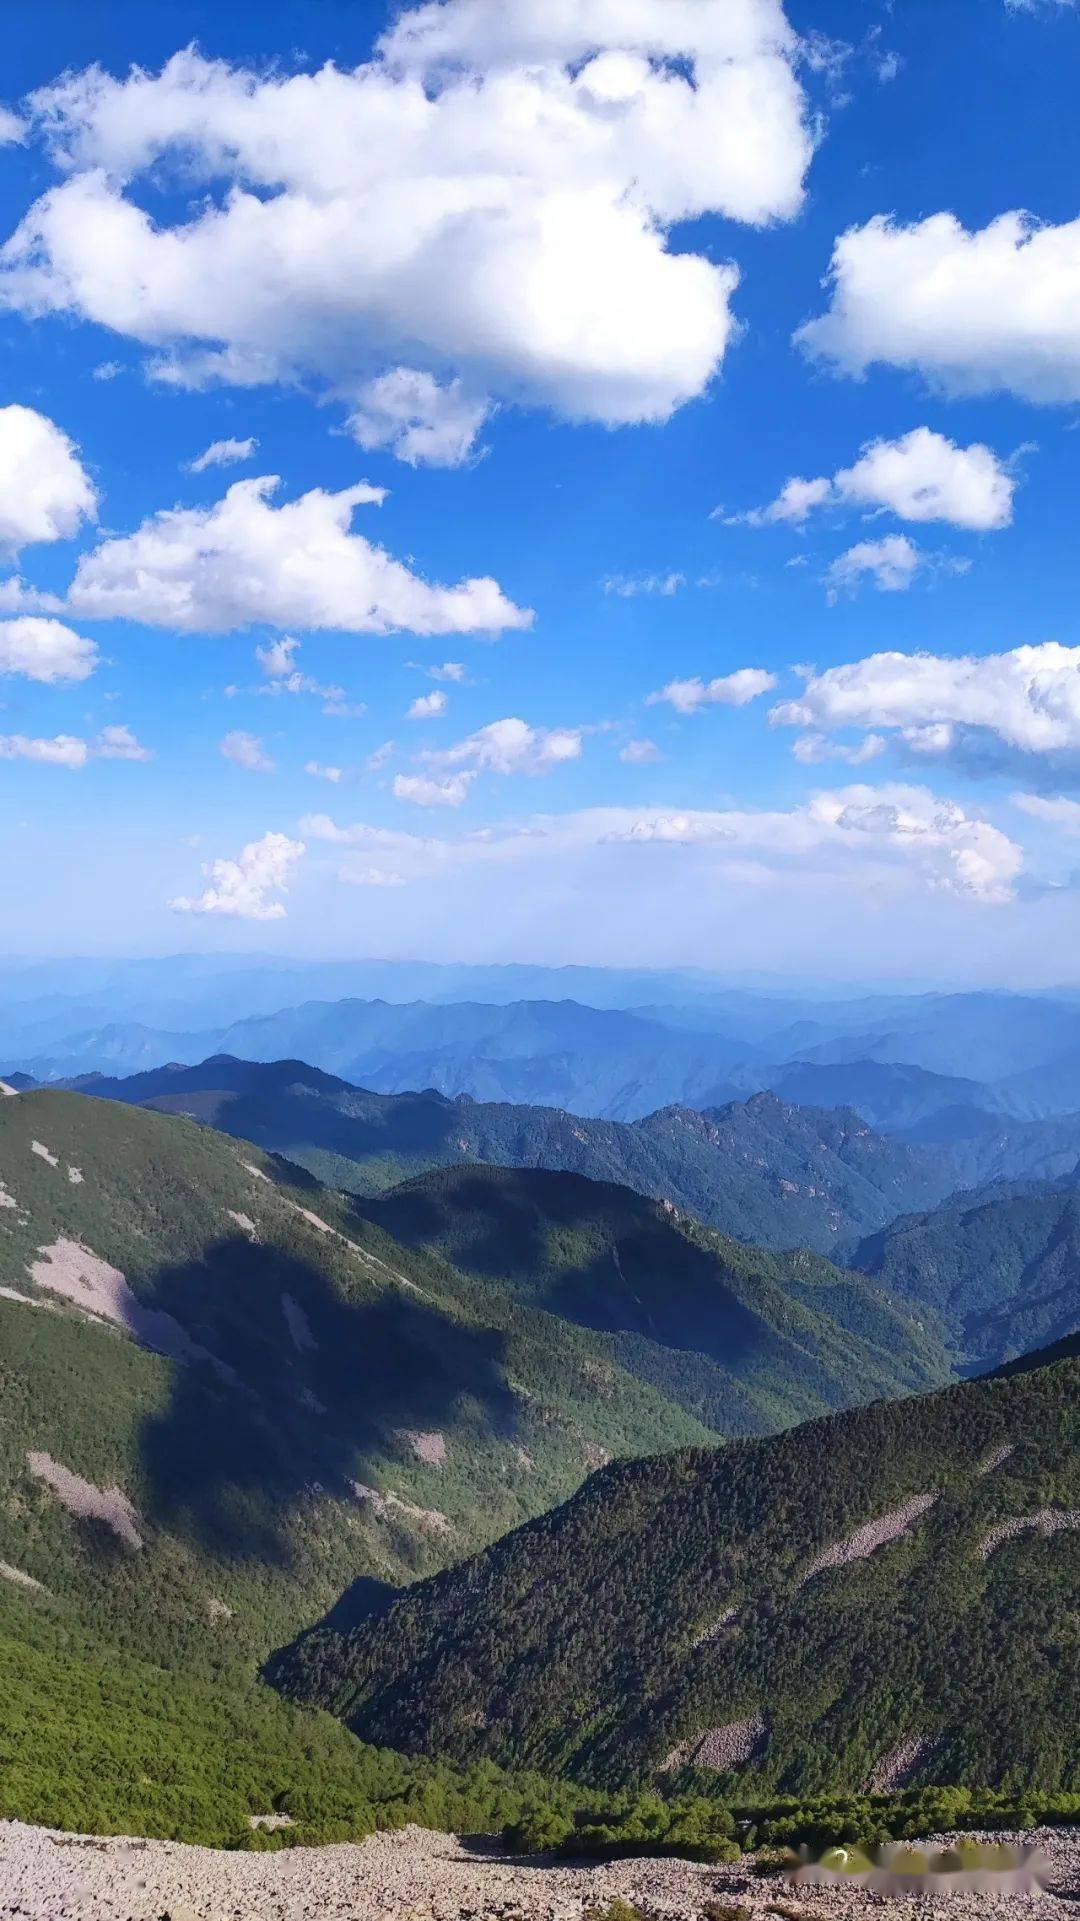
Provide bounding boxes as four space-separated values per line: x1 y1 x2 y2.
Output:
824 534 922 598
92 359 123 380
366 739 395 772
407 689 448 719
246 635 346 705
0 723 149 768
255 636 300 679
620 737 663 764
95 723 151 761
0 615 98 683
412 660 466 682
305 760 343 782
646 667 778 713
1013 791 1080 830
0 16 813 436
0 404 97 550
349 866 406 887
303 780 1022 906
434 715 583 775
66 475 531 635
792 730 886 766
0 107 26 146
348 369 490 468
798 212 1080 404
187 435 257 473
393 770 474 808
0 575 64 614
170 829 305 920
603 570 685 597
733 428 1014 533
833 428 1014 529
0 732 88 768
771 641 1080 771
221 729 275 772
724 474 830 526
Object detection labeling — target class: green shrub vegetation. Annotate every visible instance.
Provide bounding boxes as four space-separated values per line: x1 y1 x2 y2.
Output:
276 1335 1080 1794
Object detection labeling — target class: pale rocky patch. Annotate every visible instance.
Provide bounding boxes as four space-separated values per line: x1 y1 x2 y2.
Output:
977 1443 1014 1475
205 1596 234 1623
242 1160 271 1182
227 1209 259 1240
801 1493 937 1584
0 1180 17 1209
351 1480 453 1535
395 1429 446 1466
28 1237 227 1373
691 1605 738 1649
0 1561 45 1593
2 1816 1077 1921
30 1141 59 1168
67 1166 83 1185
674 1714 767 1772
27 1451 142 1550
978 1507 1080 1559
0 1080 20 1097
867 1734 936 1793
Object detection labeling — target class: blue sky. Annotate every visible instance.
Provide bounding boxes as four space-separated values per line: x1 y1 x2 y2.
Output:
3 0 1080 981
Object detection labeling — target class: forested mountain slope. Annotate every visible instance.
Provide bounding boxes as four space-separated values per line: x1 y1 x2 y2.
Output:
274 1336 1080 1797
72 1056 952 1254
854 1176 1080 1367
0 1086 947 1667
359 1163 949 1430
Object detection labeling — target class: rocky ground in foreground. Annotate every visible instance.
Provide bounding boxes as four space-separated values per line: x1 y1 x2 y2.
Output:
1 1821 1078 1921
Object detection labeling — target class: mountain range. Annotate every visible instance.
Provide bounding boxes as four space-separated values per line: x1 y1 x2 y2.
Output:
10 975 1080 1142
274 1332 1080 1796
67 1054 954 1254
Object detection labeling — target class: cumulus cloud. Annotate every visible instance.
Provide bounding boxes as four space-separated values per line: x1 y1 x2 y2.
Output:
797 212 1080 404
647 667 778 713
0 107 26 146
0 723 149 768
186 435 257 473
435 715 583 775
95 723 151 761
66 475 531 635
603 570 685 597
0 403 97 550
393 770 474 808
348 369 490 468
1013 791 1080 830
411 660 466 682
303 780 1021 905
0 575 64 615
393 716 582 805
170 829 304 919
792 731 885 766
407 689 448 719
771 641 1080 775
0 732 89 768
0 615 97 683
732 428 1014 532
824 534 923 598
305 760 343 782
620 737 664 763
724 474 831 527
221 728 275 772
0 12 814 438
